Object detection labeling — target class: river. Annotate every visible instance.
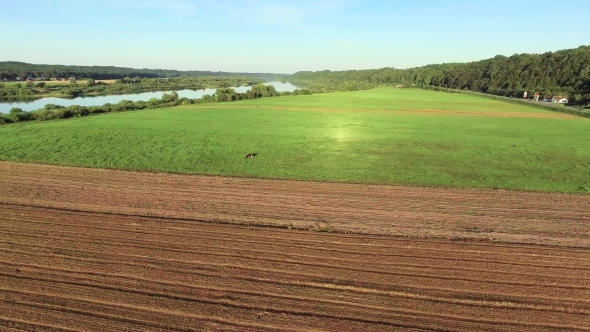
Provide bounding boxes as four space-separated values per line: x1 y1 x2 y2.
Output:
0 81 298 113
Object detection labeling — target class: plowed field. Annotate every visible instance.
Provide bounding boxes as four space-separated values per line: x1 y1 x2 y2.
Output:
1 161 590 331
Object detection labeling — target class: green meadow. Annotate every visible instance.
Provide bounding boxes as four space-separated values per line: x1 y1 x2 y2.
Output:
1 87 589 193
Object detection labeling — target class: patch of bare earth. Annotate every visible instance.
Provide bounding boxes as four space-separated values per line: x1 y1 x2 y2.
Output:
94 79 117 84
400 109 578 118
1 161 590 331
198 105 576 118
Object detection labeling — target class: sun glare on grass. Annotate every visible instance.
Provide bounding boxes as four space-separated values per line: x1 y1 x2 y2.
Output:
334 129 347 142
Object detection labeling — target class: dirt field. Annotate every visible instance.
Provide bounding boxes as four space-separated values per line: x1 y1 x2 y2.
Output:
1 161 589 247
210 105 576 118
1 161 590 331
95 79 117 84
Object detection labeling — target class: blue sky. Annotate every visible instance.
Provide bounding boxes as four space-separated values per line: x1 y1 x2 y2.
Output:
1 0 588 73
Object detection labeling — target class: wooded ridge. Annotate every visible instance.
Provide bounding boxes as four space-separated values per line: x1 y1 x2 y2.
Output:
290 45 590 105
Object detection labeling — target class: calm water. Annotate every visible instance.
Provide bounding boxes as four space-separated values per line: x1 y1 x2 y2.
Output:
0 81 298 113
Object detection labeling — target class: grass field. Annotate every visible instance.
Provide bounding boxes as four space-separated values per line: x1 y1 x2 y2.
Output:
1 87 589 193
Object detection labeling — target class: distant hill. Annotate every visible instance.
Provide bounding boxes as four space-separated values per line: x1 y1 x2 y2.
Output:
290 45 590 104
0 61 282 81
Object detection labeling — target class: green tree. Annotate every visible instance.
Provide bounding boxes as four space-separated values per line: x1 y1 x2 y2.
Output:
148 97 159 106
26 81 34 88
214 88 237 102
87 79 96 86
35 82 46 88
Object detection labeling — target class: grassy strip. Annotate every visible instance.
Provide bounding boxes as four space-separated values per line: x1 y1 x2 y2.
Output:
422 85 590 118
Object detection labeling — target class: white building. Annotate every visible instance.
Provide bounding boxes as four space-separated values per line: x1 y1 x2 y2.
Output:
551 96 568 104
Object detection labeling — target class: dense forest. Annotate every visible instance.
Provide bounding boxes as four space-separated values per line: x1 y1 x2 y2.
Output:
0 62 280 81
290 45 590 105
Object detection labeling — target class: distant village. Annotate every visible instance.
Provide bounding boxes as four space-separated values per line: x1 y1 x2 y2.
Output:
527 92 568 104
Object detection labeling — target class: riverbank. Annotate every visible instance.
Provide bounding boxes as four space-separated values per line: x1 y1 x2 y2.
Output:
0 83 308 124
0 82 300 113
0 76 267 106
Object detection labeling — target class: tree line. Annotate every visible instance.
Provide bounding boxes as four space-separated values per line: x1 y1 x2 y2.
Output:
289 45 590 105
0 84 312 125
0 61 282 81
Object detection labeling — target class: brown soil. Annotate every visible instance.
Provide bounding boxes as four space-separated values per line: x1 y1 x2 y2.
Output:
1 161 589 247
95 79 117 84
400 109 577 118
1 161 590 331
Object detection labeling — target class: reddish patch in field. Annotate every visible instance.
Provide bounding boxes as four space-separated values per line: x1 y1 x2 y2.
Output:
196 104 577 118
401 109 577 119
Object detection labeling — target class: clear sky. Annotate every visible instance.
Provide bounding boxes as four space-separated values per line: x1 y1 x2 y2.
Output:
1 0 588 73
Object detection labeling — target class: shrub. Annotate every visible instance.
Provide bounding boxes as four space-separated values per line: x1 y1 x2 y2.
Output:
44 104 64 110
67 105 90 117
134 101 148 109
88 106 107 114
12 111 33 122
30 109 66 121
148 97 160 106
0 114 14 124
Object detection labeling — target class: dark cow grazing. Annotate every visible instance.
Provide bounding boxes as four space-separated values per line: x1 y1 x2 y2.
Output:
245 153 258 159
